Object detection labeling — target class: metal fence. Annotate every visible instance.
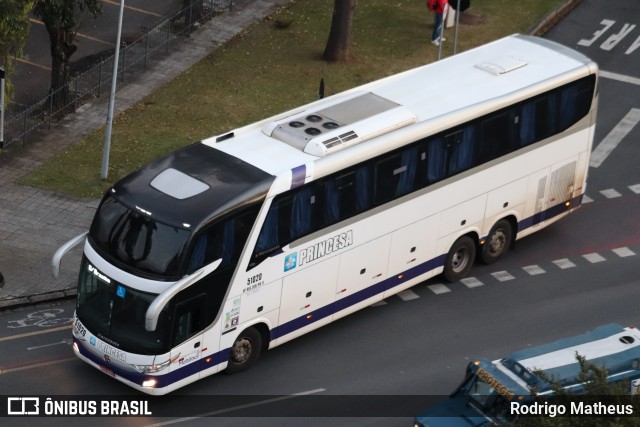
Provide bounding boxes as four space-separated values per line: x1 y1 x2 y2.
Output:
1 0 233 150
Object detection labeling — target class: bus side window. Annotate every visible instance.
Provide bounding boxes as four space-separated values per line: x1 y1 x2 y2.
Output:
480 112 512 163
428 135 447 183
448 125 477 174
290 186 317 240
373 147 418 205
173 294 206 346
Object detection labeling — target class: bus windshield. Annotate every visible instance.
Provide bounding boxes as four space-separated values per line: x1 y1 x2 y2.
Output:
90 194 191 278
465 374 514 423
76 257 171 354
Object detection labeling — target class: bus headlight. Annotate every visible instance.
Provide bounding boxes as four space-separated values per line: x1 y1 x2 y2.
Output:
142 378 157 388
131 354 180 373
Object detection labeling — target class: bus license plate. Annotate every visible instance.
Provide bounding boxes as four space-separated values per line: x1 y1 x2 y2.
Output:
100 365 116 377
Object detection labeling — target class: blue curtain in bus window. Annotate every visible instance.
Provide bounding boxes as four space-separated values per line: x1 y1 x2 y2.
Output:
355 165 371 212
520 101 536 146
428 136 447 182
396 147 417 197
255 201 279 254
559 84 578 131
187 234 207 273
449 126 476 174
221 219 235 266
323 179 340 225
546 92 559 137
290 187 315 240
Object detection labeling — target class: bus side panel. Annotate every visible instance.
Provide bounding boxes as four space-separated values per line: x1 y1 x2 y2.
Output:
437 195 487 240
275 256 340 345
520 166 551 237
384 215 439 298
334 234 391 321
482 177 528 237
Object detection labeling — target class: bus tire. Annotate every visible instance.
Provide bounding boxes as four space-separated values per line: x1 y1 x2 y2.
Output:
481 219 512 265
226 326 262 374
443 235 476 282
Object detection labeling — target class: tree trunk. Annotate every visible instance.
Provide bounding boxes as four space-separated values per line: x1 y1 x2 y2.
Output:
45 24 77 114
322 0 356 63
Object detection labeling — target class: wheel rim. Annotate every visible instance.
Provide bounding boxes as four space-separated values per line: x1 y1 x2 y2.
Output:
231 337 252 364
488 229 507 256
451 247 469 272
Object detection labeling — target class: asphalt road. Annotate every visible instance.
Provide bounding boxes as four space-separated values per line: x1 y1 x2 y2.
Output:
12 0 182 110
1 0 639 426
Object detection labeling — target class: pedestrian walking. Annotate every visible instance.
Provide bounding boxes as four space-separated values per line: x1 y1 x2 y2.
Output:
427 0 449 46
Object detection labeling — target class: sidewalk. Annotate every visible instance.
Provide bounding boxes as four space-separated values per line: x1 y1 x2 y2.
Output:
0 0 290 309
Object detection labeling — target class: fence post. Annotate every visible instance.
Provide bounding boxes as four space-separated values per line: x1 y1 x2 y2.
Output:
144 34 149 69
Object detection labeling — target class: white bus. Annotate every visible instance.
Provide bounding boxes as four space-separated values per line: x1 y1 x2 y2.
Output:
54 34 598 395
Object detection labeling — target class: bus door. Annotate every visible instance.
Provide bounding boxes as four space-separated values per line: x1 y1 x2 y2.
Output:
169 293 208 374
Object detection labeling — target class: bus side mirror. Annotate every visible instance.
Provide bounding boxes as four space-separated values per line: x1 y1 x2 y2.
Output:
52 232 88 278
145 258 223 332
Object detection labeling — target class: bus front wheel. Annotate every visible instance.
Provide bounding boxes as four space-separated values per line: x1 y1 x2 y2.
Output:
443 236 476 282
481 219 512 264
226 326 262 374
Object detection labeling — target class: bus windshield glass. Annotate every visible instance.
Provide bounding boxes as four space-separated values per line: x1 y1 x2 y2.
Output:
90 194 191 278
76 257 170 354
465 374 513 423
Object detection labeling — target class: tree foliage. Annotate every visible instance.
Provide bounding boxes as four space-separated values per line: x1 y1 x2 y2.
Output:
516 354 640 426
32 0 101 110
0 0 35 103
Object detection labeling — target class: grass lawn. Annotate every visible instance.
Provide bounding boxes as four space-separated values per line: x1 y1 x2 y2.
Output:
19 0 567 198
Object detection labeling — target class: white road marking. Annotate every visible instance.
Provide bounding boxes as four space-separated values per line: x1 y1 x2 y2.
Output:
147 388 327 426
590 108 640 168
27 340 71 351
522 265 546 275
600 188 622 199
629 184 640 194
491 271 515 282
600 70 640 87
612 247 636 258
552 258 577 269
397 289 420 301
428 284 451 295
460 277 483 288
582 195 594 203
583 252 606 263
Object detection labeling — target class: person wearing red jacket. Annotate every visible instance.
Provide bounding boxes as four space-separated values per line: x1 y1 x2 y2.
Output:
427 0 449 46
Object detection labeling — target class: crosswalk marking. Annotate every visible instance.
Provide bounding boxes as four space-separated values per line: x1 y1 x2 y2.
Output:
600 188 622 199
460 277 483 288
552 258 577 269
428 284 451 295
612 247 636 258
589 108 640 168
370 300 387 307
397 289 420 301
522 265 546 275
583 252 606 263
630 184 640 195
582 195 594 203
491 271 515 282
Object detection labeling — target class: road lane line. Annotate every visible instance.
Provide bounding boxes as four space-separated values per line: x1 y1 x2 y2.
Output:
146 388 327 426
27 339 71 351
600 70 640 87
590 108 640 168
0 357 77 375
0 325 71 343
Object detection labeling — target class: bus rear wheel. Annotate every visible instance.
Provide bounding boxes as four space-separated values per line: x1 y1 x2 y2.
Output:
443 235 476 282
226 326 262 374
481 219 512 264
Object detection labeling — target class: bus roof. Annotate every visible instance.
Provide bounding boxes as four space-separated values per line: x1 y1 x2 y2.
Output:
207 34 596 189
112 142 273 229
493 324 640 394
